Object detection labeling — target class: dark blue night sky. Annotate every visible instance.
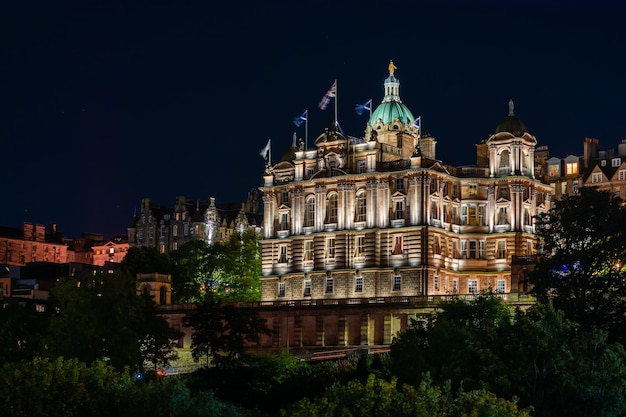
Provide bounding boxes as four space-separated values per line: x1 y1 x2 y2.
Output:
2 0 625 238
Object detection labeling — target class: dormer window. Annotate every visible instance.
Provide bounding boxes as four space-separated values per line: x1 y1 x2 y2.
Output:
548 164 560 177
613 158 621 167
566 162 578 175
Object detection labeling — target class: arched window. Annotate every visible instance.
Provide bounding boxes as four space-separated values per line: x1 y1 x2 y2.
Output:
304 197 315 227
159 286 167 305
355 191 367 222
326 194 338 224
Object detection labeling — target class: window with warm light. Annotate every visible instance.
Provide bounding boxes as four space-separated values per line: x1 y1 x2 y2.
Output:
566 162 578 174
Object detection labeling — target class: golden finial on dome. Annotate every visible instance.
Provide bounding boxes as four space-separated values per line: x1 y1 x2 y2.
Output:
388 60 397 76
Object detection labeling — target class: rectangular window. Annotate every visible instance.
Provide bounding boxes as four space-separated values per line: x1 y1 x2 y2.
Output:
282 191 289 204
613 158 621 167
304 280 312 296
620 171 626 181
393 275 401 291
279 245 287 263
356 194 367 222
434 276 439 291
325 278 333 293
468 280 478 294
567 161 579 174
549 164 560 177
358 161 366 173
278 282 285 297
326 238 336 259
307 167 314 178
355 235 365 257
172 225 178 237
453 280 458 294
395 177 404 191
280 213 289 230
469 240 477 259
433 235 441 255
395 201 404 220
497 240 506 259
561 182 567 195
305 199 315 227
303 240 314 261
392 235 403 255
592 172 602 183
327 196 338 224
497 279 505 293
479 240 485 259
469 184 477 197
183 223 189 236
355 277 363 292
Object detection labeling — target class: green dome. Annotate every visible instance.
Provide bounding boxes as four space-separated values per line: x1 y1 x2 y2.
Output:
370 101 415 127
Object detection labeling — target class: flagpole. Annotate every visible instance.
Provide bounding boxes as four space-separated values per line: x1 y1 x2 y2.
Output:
269 138 272 165
305 110 308 151
369 99 372 120
334 79 338 128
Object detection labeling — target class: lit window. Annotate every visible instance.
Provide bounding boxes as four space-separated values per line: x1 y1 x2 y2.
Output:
549 164 560 177
566 162 579 174
392 235 403 255
497 279 505 293
468 280 478 294
469 184 477 197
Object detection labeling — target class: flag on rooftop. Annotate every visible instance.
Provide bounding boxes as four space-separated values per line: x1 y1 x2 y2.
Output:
318 80 337 110
355 99 372 116
259 138 271 159
293 110 308 127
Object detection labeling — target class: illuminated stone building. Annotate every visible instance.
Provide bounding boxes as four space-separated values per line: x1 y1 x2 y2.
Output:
0 222 68 266
259 64 553 307
128 193 262 253
92 236 130 266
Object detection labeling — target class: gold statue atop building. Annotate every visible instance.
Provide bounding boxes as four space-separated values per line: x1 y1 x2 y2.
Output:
388 60 397 76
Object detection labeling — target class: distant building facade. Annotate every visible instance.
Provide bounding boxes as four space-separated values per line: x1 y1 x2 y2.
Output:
0 222 68 266
128 193 262 253
92 236 130 266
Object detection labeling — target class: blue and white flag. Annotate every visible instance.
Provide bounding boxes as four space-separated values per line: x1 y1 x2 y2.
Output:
318 81 337 110
293 110 308 127
412 116 421 130
355 99 372 116
259 138 271 159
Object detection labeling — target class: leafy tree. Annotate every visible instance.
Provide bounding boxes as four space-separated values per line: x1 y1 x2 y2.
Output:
170 229 262 303
182 294 272 367
390 292 513 389
530 187 626 338
0 299 50 363
120 246 174 278
170 239 214 303
47 270 181 371
279 374 531 417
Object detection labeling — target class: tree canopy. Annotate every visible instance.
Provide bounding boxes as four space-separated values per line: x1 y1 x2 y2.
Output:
530 186 626 338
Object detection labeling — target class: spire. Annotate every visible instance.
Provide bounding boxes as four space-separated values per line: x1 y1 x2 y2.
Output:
508 99 515 116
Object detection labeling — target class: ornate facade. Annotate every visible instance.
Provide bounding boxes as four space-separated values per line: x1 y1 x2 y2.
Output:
128 192 262 253
259 65 553 304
